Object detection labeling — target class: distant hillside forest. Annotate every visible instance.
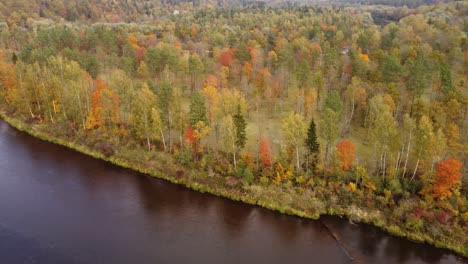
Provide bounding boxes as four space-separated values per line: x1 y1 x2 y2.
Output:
338 0 456 8
0 0 323 24
1 0 458 25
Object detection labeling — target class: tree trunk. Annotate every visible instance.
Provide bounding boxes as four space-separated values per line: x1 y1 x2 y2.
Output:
43 81 55 123
296 145 300 170
168 110 173 153
383 152 386 178
402 134 412 178
233 149 237 169
147 137 151 151
380 151 384 177
179 131 183 148
31 78 41 112
325 142 330 166
410 95 415 117
160 129 167 152
0 83 9 104
410 159 419 182
395 148 401 171
18 71 35 119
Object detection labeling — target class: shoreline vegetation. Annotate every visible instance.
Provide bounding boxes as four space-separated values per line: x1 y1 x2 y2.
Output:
1 111 466 258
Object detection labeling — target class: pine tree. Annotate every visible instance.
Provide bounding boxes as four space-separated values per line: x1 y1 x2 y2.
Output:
233 104 247 151
305 118 320 169
440 62 453 97
11 53 18 64
189 90 207 126
305 119 319 154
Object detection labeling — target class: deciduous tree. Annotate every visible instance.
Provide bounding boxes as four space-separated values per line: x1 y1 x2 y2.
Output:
282 112 307 170
259 138 273 167
336 139 355 171
423 158 462 199
132 83 157 151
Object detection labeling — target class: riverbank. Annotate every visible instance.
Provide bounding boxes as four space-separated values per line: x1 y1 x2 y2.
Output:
0 111 466 258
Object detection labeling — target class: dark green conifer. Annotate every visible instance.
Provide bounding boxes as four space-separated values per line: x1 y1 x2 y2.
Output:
233 104 247 150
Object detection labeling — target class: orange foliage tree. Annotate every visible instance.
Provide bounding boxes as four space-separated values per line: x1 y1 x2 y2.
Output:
127 35 146 62
255 68 271 96
358 53 370 63
431 158 462 198
219 51 233 67
336 139 355 171
0 52 17 104
85 82 104 130
259 139 273 167
85 78 119 131
204 75 218 88
242 62 253 82
185 127 195 146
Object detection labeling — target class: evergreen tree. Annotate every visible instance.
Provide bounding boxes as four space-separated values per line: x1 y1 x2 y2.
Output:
233 104 247 151
440 62 453 97
11 53 17 64
234 43 251 63
305 119 320 155
189 90 207 126
305 118 320 169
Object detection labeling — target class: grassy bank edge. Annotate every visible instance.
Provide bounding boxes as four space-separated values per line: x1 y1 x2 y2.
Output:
0 111 466 258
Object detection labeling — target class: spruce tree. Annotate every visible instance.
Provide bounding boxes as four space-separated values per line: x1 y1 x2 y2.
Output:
440 62 453 97
305 119 319 155
11 53 18 64
189 90 207 126
233 104 247 150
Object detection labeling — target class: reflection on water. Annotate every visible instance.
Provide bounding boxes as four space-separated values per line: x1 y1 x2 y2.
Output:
0 120 464 264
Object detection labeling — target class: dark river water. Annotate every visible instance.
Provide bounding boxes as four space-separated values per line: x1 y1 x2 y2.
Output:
0 120 465 264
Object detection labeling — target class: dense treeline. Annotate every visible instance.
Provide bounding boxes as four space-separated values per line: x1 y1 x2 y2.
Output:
0 0 201 24
0 0 321 24
338 0 455 8
0 1 467 256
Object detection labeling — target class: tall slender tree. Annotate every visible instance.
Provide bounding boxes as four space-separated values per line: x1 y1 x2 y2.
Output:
233 104 247 151
189 90 207 127
282 112 307 170
305 118 320 168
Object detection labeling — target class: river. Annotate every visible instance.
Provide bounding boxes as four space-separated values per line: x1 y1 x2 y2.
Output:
0 120 464 264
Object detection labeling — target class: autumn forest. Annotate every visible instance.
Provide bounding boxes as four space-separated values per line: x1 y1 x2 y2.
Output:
0 0 467 257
